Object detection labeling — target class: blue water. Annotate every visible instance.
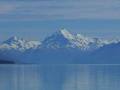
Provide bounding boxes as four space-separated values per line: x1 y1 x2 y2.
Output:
0 65 120 90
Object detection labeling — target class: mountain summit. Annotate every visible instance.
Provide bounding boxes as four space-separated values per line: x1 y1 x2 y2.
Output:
3 36 26 45
1 36 41 51
56 29 75 40
42 29 78 48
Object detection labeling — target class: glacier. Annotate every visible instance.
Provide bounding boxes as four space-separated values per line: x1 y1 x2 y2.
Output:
0 29 120 64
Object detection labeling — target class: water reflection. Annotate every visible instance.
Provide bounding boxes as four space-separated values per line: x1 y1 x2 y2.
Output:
0 65 120 90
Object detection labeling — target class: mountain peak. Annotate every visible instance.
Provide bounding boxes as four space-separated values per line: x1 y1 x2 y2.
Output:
41 28 76 48
3 36 25 44
58 28 70 34
1 36 41 51
8 36 18 41
56 28 75 40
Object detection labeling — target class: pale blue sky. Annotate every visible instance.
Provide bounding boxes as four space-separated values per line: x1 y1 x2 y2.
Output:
0 0 120 42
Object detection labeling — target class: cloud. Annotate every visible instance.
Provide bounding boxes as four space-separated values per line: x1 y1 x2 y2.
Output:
0 0 120 21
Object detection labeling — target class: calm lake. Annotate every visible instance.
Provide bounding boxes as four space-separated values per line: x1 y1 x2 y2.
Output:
0 64 120 90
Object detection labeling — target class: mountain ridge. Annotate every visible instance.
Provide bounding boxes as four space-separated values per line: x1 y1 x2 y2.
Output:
0 28 120 64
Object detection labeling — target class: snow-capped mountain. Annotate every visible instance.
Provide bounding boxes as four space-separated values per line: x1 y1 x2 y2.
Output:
0 29 118 51
42 29 78 49
41 29 116 50
0 28 120 64
0 36 41 51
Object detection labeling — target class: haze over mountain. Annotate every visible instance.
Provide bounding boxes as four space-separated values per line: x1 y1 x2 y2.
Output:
0 28 120 64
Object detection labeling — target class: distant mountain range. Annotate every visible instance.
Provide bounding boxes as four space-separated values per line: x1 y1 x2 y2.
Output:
0 29 120 64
